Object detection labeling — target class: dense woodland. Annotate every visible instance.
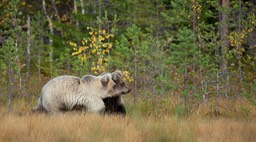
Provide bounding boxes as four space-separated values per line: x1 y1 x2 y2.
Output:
0 0 256 116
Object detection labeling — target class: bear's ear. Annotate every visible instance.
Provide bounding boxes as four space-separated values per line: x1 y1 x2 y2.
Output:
101 75 110 86
81 75 95 84
112 70 122 81
114 70 123 77
112 73 119 81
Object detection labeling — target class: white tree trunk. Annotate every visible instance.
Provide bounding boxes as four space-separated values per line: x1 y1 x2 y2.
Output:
80 0 85 14
26 15 31 95
42 0 54 78
74 0 79 27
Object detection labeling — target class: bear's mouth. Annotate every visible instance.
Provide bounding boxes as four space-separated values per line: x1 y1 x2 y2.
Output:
121 89 131 95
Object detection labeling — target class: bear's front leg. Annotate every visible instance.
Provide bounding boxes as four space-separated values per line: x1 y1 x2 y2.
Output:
86 96 106 114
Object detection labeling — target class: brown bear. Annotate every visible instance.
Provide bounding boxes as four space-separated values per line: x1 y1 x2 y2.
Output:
101 70 131 116
33 73 128 114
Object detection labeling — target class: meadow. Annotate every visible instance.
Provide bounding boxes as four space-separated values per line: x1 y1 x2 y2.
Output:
0 96 255 142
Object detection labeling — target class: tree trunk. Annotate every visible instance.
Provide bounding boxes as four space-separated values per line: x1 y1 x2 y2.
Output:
74 0 79 27
74 0 81 75
220 0 230 98
184 65 189 115
26 15 31 95
192 0 198 104
42 0 54 78
15 38 22 96
216 68 220 114
7 61 14 112
98 0 102 30
215 39 220 114
202 81 209 107
13 7 22 96
38 39 41 81
38 34 42 81
237 0 243 95
51 0 61 22
134 40 137 105
80 0 85 14
220 0 229 69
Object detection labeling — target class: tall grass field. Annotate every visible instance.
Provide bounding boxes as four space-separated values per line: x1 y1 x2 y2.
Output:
0 95 255 142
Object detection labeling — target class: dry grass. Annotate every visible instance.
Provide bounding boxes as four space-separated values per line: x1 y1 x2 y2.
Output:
0 95 256 142
194 118 256 142
0 108 255 142
0 113 142 142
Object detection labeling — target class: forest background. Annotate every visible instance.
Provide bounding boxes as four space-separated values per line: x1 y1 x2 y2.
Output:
0 0 256 141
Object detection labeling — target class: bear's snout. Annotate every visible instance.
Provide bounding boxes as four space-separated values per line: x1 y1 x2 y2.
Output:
122 88 131 95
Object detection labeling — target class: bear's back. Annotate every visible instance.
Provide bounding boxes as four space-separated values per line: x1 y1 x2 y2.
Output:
42 76 81 94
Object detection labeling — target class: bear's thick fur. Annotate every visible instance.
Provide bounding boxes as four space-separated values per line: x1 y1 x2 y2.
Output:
103 96 126 116
33 74 124 114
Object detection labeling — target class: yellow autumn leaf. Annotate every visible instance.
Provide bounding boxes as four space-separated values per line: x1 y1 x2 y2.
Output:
94 44 98 49
69 41 77 47
80 46 88 51
102 43 108 48
91 36 96 43
106 35 110 39
102 30 106 35
104 58 109 62
108 43 112 48
102 68 106 72
91 49 97 54
109 34 114 37
83 54 87 59
105 49 109 53
72 51 80 56
98 58 103 64
99 35 105 41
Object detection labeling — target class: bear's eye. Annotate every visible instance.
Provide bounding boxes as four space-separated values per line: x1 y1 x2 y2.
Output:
113 84 117 89
121 83 125 86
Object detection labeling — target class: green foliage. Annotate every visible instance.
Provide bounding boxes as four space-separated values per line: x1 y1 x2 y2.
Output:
0 0 22 74
169 27 198 71
112 24 142 70
0 37 17 64
241 81 256 106
161 0 191 28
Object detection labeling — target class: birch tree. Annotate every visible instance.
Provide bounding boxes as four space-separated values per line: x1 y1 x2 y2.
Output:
42 0 54 78
26 15 30 95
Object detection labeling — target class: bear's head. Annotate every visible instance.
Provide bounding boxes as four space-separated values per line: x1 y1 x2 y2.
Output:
80 73 127 98
111 70 131 95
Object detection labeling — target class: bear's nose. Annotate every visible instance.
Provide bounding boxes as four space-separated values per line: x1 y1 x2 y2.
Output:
122 88 131 94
